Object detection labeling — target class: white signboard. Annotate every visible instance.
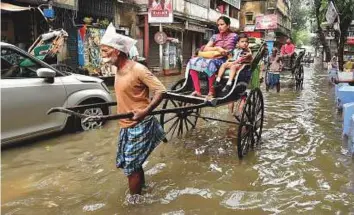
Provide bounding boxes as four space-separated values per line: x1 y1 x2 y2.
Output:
244 25 255 32
326 1 338 25
148 0 173 23
223 0 241 9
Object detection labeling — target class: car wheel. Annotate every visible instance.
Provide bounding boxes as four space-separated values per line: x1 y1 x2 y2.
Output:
80 107 104 131
65 99 109 132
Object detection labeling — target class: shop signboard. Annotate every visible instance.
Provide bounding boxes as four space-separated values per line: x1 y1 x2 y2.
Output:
148 0 173 23
255 15 278 30
244 25 255 32
325 30 336 40
222 0 241 9
53 0 78 10
325 1 338 25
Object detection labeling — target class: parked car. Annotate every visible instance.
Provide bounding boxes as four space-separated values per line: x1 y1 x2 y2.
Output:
1 42 113 146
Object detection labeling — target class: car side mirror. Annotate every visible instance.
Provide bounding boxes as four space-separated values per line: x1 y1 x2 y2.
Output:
36 68 56 83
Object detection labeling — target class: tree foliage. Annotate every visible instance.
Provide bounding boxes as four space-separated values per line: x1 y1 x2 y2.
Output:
290 0 310 32
312 0 354 66
289 0 312 46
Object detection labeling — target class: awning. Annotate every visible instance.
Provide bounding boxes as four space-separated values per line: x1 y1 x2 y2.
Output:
1 2 32 12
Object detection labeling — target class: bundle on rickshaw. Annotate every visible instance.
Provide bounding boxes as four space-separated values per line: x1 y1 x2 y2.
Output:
28 29 68 65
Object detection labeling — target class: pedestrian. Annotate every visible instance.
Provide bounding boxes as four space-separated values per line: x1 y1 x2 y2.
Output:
100 23 166 202
267 48 283 93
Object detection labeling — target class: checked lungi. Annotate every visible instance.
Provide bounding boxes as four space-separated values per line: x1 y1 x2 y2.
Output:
116 116 165 176
267 72 280 88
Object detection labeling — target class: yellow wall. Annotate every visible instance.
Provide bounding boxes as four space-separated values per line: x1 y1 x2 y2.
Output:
240 1 266 30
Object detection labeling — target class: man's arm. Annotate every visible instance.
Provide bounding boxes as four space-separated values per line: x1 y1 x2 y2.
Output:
132 66 167 121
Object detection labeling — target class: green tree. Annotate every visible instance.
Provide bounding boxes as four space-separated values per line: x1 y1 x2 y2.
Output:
290 0 311 46
313 0 354 67
313 0 332 62
334 0 354 71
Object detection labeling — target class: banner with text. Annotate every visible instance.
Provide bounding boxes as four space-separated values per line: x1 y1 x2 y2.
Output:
255 15 278 30
148 0 173 23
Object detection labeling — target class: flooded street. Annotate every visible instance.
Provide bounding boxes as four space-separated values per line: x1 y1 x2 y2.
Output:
2 62 354 214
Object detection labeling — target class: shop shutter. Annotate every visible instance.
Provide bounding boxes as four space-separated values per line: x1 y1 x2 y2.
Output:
183 31 193 66
148 27 160 67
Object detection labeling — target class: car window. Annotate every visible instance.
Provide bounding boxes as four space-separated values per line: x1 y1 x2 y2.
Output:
1 47 44 79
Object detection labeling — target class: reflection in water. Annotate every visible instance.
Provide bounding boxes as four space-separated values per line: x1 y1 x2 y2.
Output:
2 63 354 214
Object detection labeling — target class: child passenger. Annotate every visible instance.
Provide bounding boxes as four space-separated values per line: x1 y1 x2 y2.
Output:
215 33 253 92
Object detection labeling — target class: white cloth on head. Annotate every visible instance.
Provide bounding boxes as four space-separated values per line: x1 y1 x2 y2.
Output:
100 23 137 54
129 45 139 59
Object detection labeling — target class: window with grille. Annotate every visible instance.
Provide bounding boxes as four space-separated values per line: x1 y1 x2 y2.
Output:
229 6 239 19
245 12 254 24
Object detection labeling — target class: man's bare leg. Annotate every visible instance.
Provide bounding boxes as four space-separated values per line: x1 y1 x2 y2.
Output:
276 83 280 93
139 167 145 188
128 171 143 195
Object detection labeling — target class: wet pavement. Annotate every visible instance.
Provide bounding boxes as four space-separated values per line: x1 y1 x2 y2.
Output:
2 61 354 214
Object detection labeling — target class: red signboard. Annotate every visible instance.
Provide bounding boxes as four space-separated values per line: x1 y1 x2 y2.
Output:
244 32 263 38
255 14 278 30
148 0 173 23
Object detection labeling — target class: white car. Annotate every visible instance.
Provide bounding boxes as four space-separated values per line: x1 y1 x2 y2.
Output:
1 42 113 146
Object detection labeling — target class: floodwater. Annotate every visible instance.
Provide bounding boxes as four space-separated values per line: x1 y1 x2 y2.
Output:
2 62 354 215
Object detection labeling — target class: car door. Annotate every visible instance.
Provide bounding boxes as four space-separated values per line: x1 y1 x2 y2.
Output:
1 46 67 143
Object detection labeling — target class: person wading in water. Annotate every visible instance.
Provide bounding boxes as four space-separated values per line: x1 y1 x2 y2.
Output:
100 23 166 202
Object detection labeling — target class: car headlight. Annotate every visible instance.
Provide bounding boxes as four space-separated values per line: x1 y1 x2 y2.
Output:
101 82 110 93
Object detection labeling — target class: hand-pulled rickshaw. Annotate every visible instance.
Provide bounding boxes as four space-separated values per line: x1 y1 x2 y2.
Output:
265 47 306 91
47 42 267 159
278 48 306 91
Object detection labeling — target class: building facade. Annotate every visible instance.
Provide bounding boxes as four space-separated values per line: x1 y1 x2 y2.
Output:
240 0 291 48
134 0 241 74
1 0 242 75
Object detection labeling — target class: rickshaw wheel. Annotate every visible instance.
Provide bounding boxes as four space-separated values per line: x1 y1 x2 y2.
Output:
295 65 304 91
237 88 264 159
171 78 186 91
160 99 200 141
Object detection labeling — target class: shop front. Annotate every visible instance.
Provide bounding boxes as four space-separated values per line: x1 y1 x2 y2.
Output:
1 2 45 50
344 25 354 62
243 25 263 39
147 20 206 76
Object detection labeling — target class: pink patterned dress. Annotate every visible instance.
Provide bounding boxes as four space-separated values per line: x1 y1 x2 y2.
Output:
188 32 238 77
